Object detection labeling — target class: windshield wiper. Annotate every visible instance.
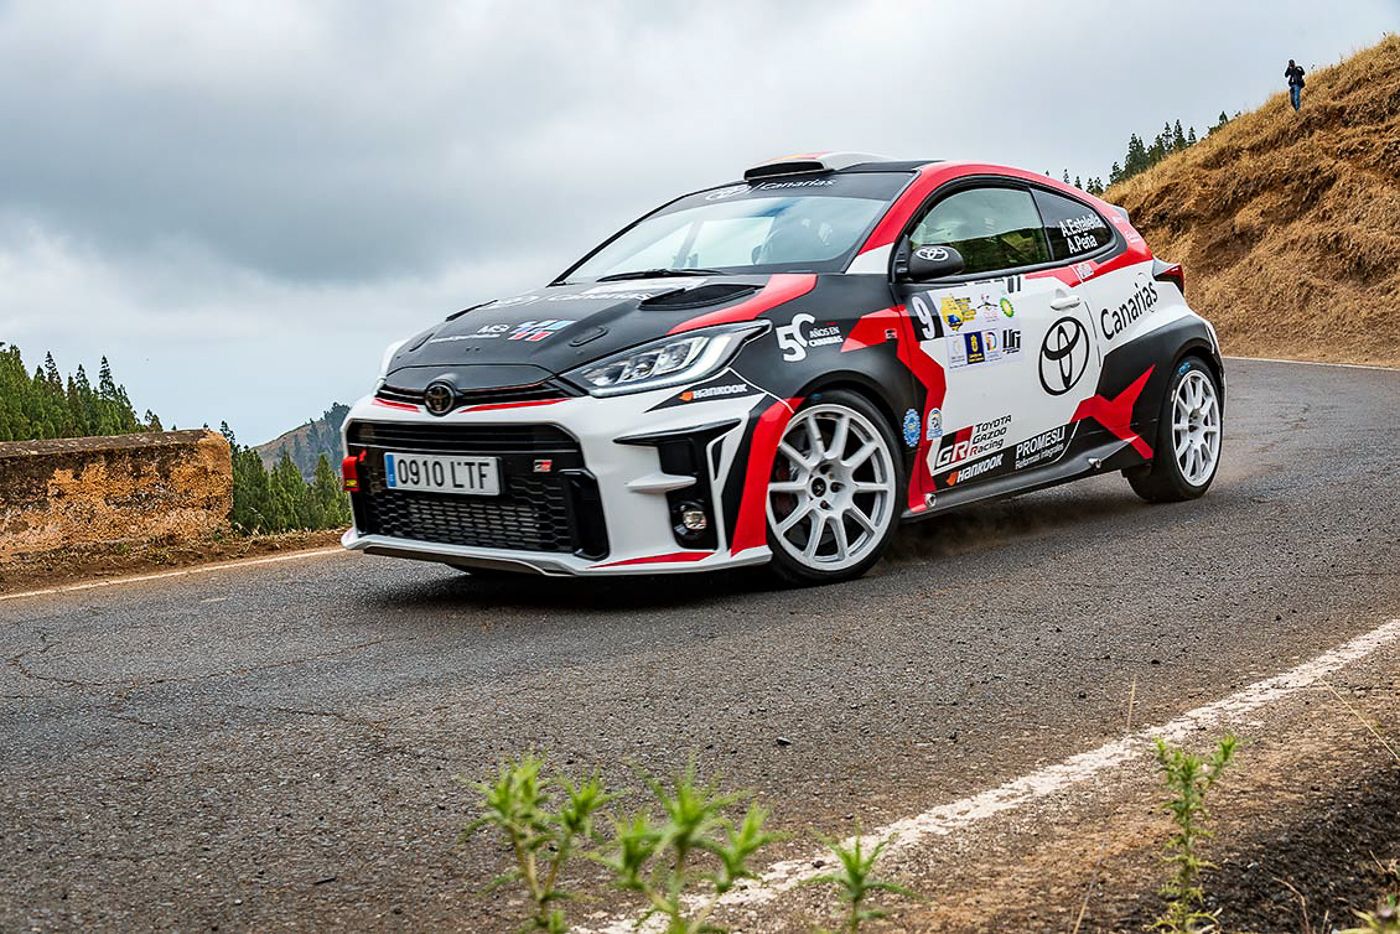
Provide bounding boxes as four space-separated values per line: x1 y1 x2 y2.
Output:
595 267 725 282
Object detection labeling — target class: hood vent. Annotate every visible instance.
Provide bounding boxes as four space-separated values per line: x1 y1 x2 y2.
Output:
639 282 759 311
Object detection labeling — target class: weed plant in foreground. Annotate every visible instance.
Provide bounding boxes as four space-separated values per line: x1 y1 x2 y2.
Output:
806 832 919 934
1152 735 1237 934
461 755 914 933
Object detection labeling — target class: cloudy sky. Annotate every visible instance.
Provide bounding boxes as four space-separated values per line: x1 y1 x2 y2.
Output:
2 1 1393 442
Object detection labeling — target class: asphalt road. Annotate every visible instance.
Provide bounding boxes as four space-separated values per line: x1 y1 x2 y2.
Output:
3 358 1399 932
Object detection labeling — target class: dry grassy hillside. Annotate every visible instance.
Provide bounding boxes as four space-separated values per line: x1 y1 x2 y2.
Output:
1107 35 1400 366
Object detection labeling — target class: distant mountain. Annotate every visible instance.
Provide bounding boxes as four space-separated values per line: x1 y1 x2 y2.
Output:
255 403 350 478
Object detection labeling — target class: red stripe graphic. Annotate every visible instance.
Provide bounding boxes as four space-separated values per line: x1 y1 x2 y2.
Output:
596 551 713 568
730 396 802 555
1071 366 1155 458
457 398 567 414
668 274 817 335
843 304 947 511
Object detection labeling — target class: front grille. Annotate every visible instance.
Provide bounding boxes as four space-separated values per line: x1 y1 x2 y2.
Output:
347 421 580 455
346 420 608 558
375 380 578 408
355 479 577 552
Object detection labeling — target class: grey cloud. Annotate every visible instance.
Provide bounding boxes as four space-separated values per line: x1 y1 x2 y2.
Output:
0 0 1393 440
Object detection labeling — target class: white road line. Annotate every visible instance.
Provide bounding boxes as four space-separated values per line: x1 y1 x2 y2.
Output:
0 547 343 603
579 617 1400 933
1224 354 1400 372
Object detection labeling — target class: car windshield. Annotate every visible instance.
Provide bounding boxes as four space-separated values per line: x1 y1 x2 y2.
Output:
563 172 911 281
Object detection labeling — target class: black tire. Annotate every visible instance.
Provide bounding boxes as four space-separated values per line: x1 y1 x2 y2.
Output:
765 389 905 586
1125 356 1223 503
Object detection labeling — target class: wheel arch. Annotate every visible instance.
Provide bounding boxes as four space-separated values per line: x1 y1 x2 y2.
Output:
1171 335 1227 412
795 371 903 437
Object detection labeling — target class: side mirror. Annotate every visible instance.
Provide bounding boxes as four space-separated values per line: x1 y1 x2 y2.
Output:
904 245 965 282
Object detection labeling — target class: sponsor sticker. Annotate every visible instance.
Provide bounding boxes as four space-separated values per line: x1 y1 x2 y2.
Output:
941 295 975 332
679 383 750 402
932 415 1012 469
429 323 510 343
648 374 758 411
925 408 943 441
509 319 574 342
704 184 752 201
946 452 1005 487
1014 424 1072 470
946 327 1022 370
775 313 843 362
1100 280 1159 341
902 409 921 448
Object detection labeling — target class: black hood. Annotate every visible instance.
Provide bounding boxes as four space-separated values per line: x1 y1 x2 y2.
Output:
382 276 770 393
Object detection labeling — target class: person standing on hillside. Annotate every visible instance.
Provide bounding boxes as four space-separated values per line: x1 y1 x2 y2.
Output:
1285 59 1306 111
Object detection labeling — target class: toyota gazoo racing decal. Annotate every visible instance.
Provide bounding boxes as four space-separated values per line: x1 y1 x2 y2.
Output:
341 154 1222 581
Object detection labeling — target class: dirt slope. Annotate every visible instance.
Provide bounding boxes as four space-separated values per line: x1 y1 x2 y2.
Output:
1107 35 1400 366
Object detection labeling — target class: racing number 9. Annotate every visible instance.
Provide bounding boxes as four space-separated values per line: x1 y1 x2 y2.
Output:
909 294 942 341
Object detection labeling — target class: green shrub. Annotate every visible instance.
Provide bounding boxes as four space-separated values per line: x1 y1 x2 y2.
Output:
808 832 917 933
1152 735 1237 933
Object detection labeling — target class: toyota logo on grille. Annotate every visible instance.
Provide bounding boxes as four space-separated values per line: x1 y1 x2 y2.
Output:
1038 317 1090 396
423 381 456 416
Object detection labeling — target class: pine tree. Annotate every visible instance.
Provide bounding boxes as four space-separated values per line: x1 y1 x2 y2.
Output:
1172 119 1187 152
43 352 61 388
1186 126 1198 146
1062 169 1071 184
1074 175 1082 190
0 346 157 443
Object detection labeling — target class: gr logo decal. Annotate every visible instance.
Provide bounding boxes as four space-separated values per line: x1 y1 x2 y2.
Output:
1038 317 1090 396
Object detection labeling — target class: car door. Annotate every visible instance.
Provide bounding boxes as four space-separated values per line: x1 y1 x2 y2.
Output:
892 183 1085 493
1019 187 1130 461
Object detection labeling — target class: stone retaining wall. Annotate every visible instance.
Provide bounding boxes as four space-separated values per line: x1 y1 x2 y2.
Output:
0 430 232 560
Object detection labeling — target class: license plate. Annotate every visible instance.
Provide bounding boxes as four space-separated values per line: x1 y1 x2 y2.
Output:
383 452 500 496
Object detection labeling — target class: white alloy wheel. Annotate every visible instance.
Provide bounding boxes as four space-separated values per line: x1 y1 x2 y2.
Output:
1171 369 1221 486
766 403 898 574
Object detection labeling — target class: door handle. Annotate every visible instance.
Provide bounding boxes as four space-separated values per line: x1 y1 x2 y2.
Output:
1049 293 1083 310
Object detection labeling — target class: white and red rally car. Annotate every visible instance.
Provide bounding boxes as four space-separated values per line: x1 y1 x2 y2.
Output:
341 152 1224 584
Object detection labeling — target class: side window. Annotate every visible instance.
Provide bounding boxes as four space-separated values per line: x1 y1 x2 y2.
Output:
908 186 1051 275
1033 189 1114 261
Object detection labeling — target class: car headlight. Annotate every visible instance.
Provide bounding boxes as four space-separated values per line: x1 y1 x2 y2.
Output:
566 322 769 397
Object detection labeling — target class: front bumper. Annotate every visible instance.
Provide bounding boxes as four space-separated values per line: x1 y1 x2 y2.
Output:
339 383 782 576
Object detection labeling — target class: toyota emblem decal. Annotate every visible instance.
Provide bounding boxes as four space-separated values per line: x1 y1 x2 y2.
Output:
1038 317 1090 396
423 381 456 416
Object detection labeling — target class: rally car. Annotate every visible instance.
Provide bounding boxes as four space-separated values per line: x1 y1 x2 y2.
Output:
340 152 1224 584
